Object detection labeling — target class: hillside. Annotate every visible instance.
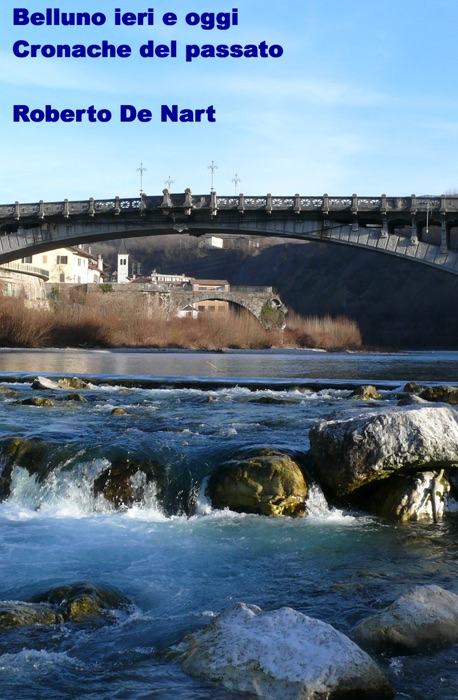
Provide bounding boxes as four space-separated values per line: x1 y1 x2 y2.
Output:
93 237 458 349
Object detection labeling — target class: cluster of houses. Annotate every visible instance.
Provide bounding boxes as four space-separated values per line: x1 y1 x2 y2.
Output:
1 240 232 318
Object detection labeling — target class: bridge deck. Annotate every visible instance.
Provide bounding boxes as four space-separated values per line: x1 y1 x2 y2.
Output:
0 191 457 275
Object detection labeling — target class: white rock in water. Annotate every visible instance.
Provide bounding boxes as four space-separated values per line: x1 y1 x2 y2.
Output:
31 376 62 390
354 585 458 652
176 602 393 699
309 406 458 495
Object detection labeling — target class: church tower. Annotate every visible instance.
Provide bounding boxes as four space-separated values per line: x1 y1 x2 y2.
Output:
117 240 129 284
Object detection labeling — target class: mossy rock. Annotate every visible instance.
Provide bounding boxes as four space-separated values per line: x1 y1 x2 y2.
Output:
0 386 19 398
57 377 89 390
65 393 88 402
0 602 60 629
111 407 126 416
21 397 54 407
93 457 166 509
208 448 308 517
31 582 129 621
420 385 458 405
352 385 382 400
0 436 49 500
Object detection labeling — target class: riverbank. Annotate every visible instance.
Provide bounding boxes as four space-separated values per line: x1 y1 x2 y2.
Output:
0 297 363 351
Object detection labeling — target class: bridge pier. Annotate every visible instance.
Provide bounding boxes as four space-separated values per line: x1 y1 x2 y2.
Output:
441 220 450 253
410 216 419 245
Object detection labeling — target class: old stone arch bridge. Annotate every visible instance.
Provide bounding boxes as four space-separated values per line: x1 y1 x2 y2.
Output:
170 288 285 327
0 190 458 275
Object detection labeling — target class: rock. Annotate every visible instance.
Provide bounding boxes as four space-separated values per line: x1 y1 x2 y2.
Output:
31 582 128 621
111 407 126 416
0 386 19 398
352 385 382 400
419 385 458 405
65 393 88 402
0 601 60 629
354 585 458 653
173 602 393 699
309 406 458 496
208 448 308 517
0 437 49 500
32 376 62 390
21 397 54 407
397 394 429 406
57 377 89 390
402 382 426 395
93 457 166 509
359 470 449 522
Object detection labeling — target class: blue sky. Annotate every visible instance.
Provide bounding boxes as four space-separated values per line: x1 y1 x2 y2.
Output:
1 0 458 202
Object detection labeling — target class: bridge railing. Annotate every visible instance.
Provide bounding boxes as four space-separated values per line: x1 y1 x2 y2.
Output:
230 286 274 293
3 193 458 223
0 261 49 280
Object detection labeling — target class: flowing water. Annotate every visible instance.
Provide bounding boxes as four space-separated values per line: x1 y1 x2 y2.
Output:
0 349 457 700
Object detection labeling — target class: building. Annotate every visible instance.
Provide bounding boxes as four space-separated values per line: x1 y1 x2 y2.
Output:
17 245 106 284
117 240 130 284
191 279 230 292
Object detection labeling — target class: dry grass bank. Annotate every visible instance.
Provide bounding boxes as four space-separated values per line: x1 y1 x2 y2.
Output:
0 297 363 350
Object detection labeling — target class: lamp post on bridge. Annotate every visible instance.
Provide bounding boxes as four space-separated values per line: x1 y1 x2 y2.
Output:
232 173 241 195
165 175 174 191
208 160 218 192
137 162 147 197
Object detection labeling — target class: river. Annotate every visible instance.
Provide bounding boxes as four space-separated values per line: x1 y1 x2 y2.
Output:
0 349 457 700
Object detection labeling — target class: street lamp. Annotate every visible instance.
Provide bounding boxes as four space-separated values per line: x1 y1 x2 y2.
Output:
232 174 241 195
137 162 147 196
208 160 218 192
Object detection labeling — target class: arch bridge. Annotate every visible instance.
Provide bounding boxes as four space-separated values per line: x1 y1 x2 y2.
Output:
0 190 458 275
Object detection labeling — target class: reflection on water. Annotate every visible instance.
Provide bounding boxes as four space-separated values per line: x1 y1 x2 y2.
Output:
0 348 457 382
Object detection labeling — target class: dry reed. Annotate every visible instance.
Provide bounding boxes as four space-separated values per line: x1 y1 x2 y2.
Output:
0 296 363 350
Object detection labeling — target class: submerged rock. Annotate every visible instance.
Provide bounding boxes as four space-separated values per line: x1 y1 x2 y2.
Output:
64 393 88 402
352 385 382 400
0 601 60 629
397 394 429 406
208 448 308 517
309 406 458 496
354 585 458 653
93 457 166 509
357 470 449 522
31 582 129 621
20 397 54 407
111 407 126 416
173 602 393 699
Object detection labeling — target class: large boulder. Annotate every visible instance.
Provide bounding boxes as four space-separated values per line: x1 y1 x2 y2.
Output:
309 406 458 496
357 470 449 522
354 585 458 653
173 602 393 699
207 448 308 517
